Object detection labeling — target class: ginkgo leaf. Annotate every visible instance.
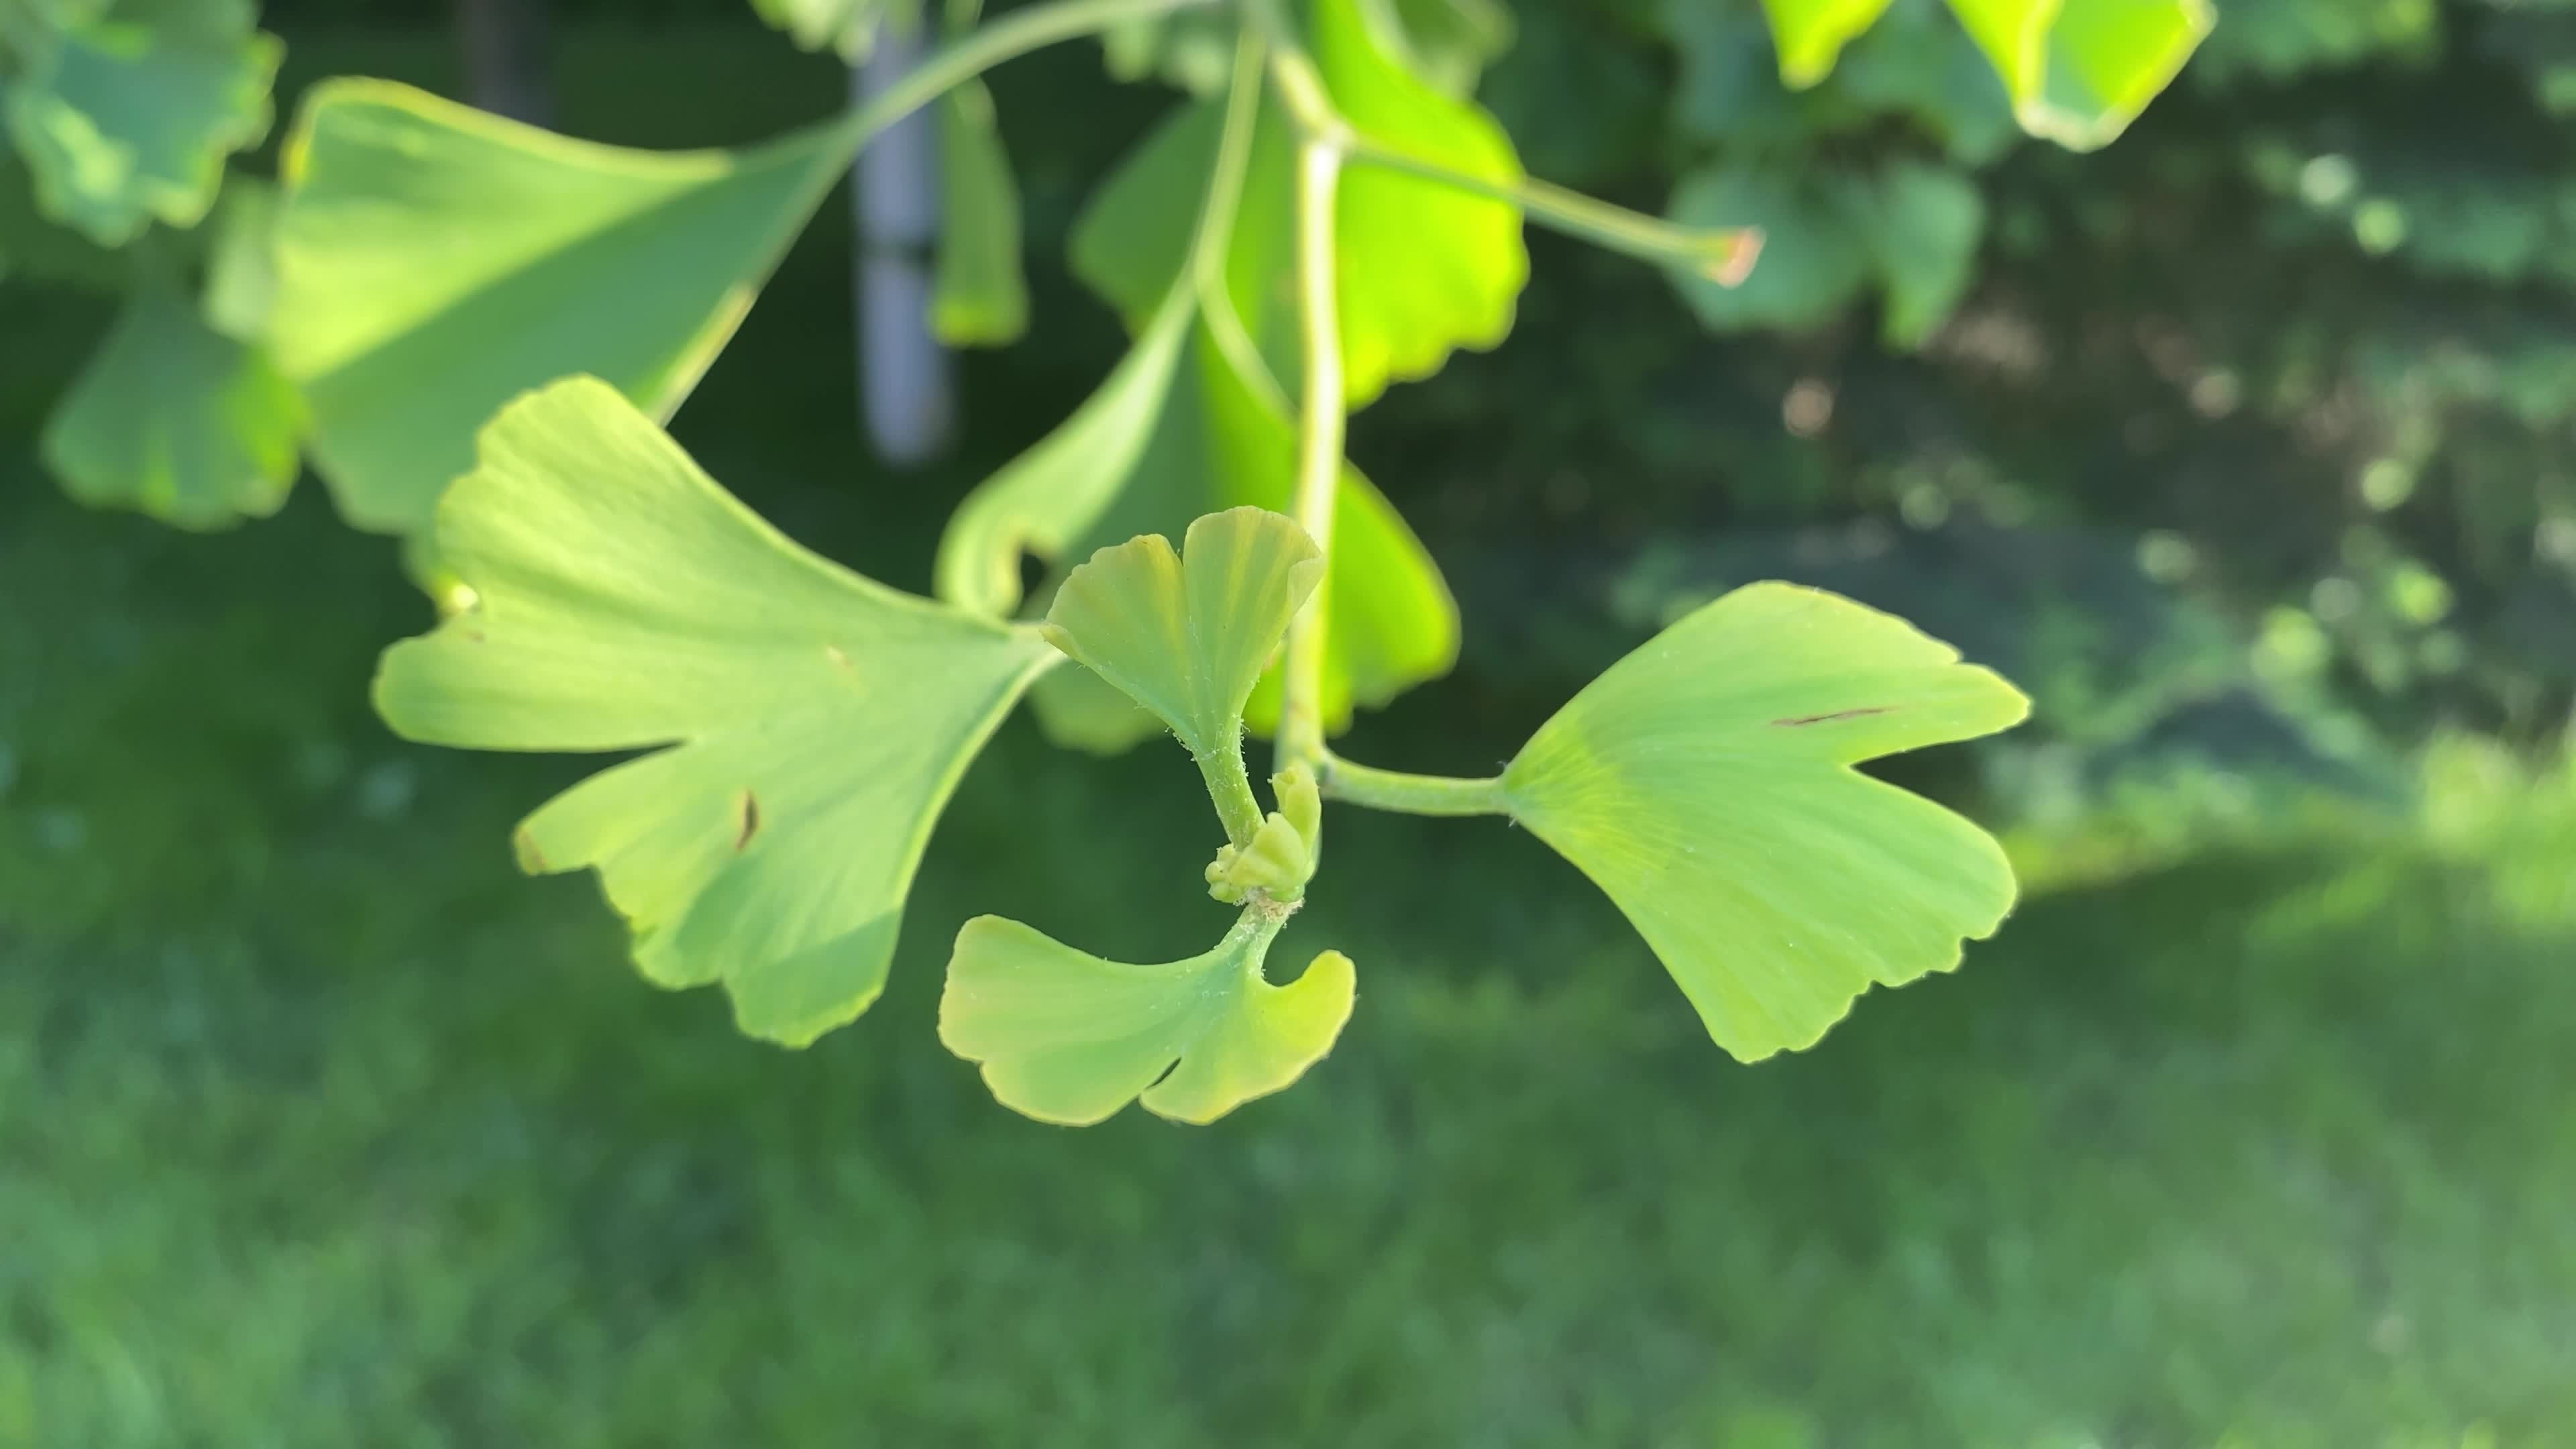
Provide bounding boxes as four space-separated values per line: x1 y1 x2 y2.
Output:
0 150 123 290
1945 0 2211 149
937 292 1198 618
42 268 303 530
1864 158 1984 346
749 0 918 60
1318 0 1526 405
940 909 1356 1125
1500 582 2031 1062
200 172 276 343
1071 0 1526 410
1377 0 1517 97
1757 0 1898 87
932 78 1027 347
1665 162 1872 333
372 376 1057 1046
1 0 280 246
1041 506 1323 760
1097 6 1240 95
268 80 860 534
1028 659 1163 755
934 296 1458 753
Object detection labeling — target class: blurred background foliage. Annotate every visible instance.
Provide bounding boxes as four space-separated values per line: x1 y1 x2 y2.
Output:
7 1 2576 1442
28 0 2559 837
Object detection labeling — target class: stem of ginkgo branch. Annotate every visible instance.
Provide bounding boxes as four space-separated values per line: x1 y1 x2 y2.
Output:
1241 0 1346 786
1274 127 1346 779
832 0 1217 154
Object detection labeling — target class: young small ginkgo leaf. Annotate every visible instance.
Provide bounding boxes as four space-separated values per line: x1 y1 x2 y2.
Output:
372 376 1057 1046
1500 582 2031 1061
1040 506 1323 763
940 910 1356 1126
934 287 1456 754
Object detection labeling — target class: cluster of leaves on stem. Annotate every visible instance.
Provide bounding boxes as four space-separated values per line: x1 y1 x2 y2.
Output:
7 0 2207 1123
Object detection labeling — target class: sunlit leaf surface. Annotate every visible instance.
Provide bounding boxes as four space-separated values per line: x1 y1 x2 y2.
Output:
1071 0 1527 409
270 80 856 533
374 378 1055 1046
941 910 1355 1124
1944 0 2211 148
1042 507 1322 760
1758 0 1897 87
1502 582 2030 1061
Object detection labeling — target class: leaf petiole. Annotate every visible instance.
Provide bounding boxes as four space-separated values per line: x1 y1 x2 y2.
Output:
1239 0 1756 286
1195 743 1269 847
828 0 1222 152
1316 753 1504 816
1342 140 1762 286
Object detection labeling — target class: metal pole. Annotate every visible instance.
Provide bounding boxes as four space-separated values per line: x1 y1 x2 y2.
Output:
853 32 955 464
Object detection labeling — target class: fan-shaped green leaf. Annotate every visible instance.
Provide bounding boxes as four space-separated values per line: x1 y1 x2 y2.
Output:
931 78 1027 347
1320 0 1526 405
268 80 858 534
1028 661 1163 757
1377 0 1517 97
937 292 1198 618
1041 507 1323 760
1 0 279 246
749 0 918 60
1098 7 1240 95
200 172 277 343
373 376 1057 1046
941 910 1355 1125
42 268 302 530
1866 158 1984 346
1071 0 1527 409
1757 0 1898 87
1665 162 1872 333
1501 582 2030 1061
1945 0 2211 149
934 296 1458 753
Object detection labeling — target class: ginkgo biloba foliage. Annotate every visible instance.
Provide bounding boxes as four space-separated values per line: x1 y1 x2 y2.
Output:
13 0 2206 1124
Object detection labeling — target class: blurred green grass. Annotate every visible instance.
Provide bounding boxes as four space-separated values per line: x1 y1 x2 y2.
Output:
6 20 2576 1449
5 470 2575 1447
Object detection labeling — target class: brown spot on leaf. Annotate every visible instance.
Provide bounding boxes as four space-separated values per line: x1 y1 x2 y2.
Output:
513 829 548 873
1772 706 1895 728
735 791 761 851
